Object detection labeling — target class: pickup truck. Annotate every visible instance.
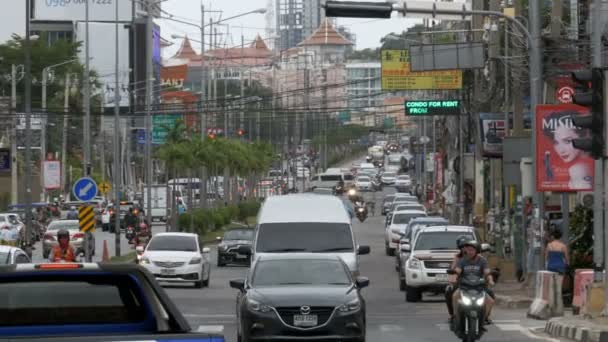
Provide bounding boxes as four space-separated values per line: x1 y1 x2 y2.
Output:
0 263 225 342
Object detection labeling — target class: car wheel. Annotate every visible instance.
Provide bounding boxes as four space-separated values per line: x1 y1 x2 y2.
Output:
398 270 406 291
385 245 391 256
387 247 395 257
406 286 421 302
203 266 210 287
217 255 225 267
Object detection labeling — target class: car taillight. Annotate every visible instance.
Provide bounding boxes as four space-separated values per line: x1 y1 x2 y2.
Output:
72 233 85 240
44 233 55 241
36 263 82 269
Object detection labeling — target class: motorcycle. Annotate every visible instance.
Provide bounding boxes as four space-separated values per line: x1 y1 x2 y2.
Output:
347 188 359 202
447 270 487 342
135 245 145 264
125 225 136 244
334 183 345 195
355 202 368 222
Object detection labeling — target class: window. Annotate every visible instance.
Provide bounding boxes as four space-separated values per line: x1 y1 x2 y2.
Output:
415 232 474 251
14 254 29 264
147 235 198 252
223 229 254 241
320 175 341 181
0 275 148 326
392 212 426 225
256 222 354 253
0 252 9 265
252 259 351 286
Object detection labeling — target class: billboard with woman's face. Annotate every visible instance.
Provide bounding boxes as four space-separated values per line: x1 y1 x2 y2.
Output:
536 104 594 192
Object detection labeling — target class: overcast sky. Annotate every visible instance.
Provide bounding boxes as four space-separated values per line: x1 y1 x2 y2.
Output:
159 0 421 57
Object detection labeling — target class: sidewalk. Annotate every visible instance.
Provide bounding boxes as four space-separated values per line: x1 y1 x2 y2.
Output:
544 316 608 342
494 281 535 309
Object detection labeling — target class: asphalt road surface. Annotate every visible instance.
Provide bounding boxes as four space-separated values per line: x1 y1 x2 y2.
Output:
161 186 553 342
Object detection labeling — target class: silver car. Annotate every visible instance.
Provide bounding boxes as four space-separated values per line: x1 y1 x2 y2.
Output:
0 245 31 265
42 220 95 259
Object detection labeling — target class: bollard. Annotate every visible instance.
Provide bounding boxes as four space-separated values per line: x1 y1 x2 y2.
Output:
527 271 564 319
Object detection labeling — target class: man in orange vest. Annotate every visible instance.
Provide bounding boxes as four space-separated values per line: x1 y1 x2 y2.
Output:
50 229 75 262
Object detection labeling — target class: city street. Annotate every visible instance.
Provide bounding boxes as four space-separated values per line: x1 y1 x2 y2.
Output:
161 188 551 342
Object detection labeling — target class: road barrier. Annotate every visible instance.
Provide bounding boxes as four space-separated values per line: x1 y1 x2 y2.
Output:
527 271 564 319
102 240 110 262
572 269 594 315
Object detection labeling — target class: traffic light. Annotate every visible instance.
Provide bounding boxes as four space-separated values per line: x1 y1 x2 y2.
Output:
571 68 604 159
325 1 393 18
237 129 246 137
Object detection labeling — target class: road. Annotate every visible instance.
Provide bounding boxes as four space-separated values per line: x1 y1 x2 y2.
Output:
161 186 552 342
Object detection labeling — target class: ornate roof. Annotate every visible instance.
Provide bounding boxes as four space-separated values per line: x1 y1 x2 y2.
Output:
298 18 353 46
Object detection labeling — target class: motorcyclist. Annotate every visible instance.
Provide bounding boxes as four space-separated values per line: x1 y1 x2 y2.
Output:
49 229 75 262
452 240 495 328
134 222 151 246
66 206 78 220
446 235 469 322
124 208 138 230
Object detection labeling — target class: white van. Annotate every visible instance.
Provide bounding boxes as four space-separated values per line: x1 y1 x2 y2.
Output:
253 194 370 275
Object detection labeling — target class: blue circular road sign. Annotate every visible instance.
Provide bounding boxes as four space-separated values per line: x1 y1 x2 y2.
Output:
72 177 99 202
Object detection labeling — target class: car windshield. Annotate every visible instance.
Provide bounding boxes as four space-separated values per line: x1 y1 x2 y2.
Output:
252 259 351 286
0 274 148 326
0 252 9 265
415 232 474 251
320 175 341 181
392 212 426 225
357 176 370 182
396 205 423 211
383 172 396 177
147 235 198 252
223 229 254 241
48 221 80 231
405 221 449 239
398 175 410 180
343 174 354 181
256 222 354 253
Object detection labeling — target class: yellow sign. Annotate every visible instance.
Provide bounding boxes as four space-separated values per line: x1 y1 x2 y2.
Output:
78 205 96 233
380 49 462 90
99 182 111 194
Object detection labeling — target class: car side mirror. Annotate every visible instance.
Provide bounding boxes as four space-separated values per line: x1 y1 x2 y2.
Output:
355 276 370 288
357 245 370 255
400 244 411 252
202 247 211 254
237 245 252 256
229 279 246 292
481 243 491 253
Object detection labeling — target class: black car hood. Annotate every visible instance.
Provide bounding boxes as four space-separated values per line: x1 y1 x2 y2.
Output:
250 285 356 307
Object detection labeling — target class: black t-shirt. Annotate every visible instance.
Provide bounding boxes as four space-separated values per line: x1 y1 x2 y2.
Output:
458 255 488 278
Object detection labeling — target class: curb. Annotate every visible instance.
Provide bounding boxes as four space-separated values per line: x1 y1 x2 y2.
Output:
495 294 533 309
545 318 608 342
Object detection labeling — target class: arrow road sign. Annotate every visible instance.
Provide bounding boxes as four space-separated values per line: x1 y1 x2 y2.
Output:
79 205 96 233
73 177 98 202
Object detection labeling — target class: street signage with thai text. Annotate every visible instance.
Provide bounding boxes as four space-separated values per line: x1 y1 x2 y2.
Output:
381 50 462 90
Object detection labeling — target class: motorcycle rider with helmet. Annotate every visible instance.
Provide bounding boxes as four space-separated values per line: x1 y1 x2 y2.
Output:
49 229 76 262
446 235 469 322
134 222 151 246
66 206 78 220
452 240 495 329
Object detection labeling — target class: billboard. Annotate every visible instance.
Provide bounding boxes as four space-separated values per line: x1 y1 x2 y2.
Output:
479 113 506 158
380 49 462 90
536 104 594 192
34 0 133 22
153 114 183 145
76 22 130 108
43 161 61 190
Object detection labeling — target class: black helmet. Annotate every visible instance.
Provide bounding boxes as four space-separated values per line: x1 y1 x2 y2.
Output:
463 239 481 253
57 229 70 241
456 235 469 249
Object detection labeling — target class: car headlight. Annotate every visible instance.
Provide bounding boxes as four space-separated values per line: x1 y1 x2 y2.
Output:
461 296 472 306
247 298 272 313
475 297 485 306
141 257 151 265
408 257 421 269
218 244 227 251
189 257 202 264
338 298 361 313
348 189 356 196
358 208 365 212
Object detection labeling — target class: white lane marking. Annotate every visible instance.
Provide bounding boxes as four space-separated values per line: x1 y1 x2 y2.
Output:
378 324 404 332
197 325 225 333
519 327 562 341
184 313 235 318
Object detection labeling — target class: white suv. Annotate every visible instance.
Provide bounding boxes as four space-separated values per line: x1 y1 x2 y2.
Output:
403 226 477 302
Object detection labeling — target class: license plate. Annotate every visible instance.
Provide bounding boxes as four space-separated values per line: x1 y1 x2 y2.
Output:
436 273 448 281
160 268 175 276
235 254 247 259
293 314 318 327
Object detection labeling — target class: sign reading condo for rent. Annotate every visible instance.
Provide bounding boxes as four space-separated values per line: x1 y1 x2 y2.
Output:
381 50 462 90
405 100 461 116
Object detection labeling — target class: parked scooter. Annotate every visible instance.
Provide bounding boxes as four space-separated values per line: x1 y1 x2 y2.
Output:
447 269 487 342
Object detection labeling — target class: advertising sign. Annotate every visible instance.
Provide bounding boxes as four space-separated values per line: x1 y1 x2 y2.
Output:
34 0 133 22
479 113 506 158
536 104 594 192
43 161 61 190
405 100 460 116
555 75 575 104
380 50 462 90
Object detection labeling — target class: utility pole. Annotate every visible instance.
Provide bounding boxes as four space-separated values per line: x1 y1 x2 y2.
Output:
241 35 245 135
41 69 47 202
145 0 154 228
24 0 33 258
10 65 18 205
83 0 91 177
113 0 122 257
200 3 208 209
61 74 69 201
512 0 524 136
422 116 426 203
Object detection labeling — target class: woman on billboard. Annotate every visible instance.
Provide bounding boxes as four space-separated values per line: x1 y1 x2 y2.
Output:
539 109 593 191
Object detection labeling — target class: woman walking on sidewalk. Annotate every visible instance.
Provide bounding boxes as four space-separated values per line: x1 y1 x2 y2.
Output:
546 229 569 275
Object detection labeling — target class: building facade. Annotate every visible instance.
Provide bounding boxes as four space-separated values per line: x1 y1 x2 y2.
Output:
345 62 382 110
276 0 325 51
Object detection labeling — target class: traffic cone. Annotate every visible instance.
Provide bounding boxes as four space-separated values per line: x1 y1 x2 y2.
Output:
102 240 110 262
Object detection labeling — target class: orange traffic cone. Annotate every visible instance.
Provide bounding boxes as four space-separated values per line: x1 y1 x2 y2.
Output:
102 240 110 262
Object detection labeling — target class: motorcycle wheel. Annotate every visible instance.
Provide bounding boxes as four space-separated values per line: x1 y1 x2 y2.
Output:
464 316 479 342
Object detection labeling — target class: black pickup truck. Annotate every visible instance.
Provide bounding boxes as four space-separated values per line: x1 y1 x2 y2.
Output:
0 263 224 342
